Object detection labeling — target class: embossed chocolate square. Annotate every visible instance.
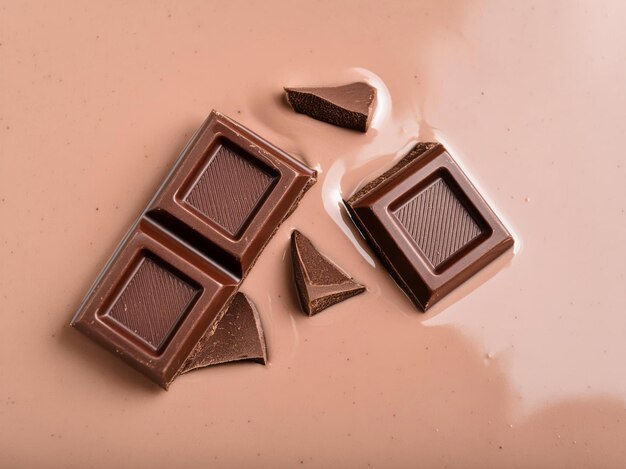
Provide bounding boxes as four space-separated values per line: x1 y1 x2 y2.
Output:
72 218 239 387
147 111 315 278
345 143 513 311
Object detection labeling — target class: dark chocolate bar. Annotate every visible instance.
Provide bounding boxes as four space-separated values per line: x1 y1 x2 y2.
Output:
71 111 316 388
345 143 513 311
284 82 376 132
291 230 365 316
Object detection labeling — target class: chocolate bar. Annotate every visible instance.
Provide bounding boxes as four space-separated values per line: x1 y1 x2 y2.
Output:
284 82 376 132
71 111 316 388
345 143 513 311
291 230 365 316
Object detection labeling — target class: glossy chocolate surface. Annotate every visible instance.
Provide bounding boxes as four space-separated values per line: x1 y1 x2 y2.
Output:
346 143 513 311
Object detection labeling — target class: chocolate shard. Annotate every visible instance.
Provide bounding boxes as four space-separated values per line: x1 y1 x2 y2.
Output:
345 142 514 311
181 293 267 373
291 230 366 316
284 82 376 132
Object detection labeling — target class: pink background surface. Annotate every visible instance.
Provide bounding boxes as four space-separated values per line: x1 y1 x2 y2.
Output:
1 1 626 467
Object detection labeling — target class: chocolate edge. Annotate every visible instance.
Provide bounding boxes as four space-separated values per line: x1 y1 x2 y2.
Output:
343 201 430 311
347 142 440 204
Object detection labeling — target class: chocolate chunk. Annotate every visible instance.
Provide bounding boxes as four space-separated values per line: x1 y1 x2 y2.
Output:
284 82 376 132
345 143 513 311
71 111 316 389
181 292 267 373
291 230 365 316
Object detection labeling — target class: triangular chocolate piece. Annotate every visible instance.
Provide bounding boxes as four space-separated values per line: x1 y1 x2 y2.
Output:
291 230 366 316
284 82 376 132
180 292 267 373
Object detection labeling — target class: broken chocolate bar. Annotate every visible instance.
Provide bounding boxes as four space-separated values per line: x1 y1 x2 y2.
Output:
71 111 316 388
181 292 267 372
284 82 376 132
291 230 365 316
345 143 513 311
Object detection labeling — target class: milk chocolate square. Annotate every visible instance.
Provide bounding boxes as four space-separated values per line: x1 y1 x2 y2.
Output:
147 112 315 278
345 143 513 311
72 218 238 388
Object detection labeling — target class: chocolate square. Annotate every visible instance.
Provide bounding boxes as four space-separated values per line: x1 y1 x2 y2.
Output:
72 218 238 388
146 112 315 278
345 143 513 311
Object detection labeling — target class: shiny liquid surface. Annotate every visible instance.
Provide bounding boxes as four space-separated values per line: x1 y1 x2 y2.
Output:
1 1 626 467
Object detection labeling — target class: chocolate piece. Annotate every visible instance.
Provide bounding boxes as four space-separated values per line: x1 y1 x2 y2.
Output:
291 230 365 316
71 111 316 388
71 218 238 387
345 143 513 311
146 112 317 278
284 82 376 132
181 292 267 372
